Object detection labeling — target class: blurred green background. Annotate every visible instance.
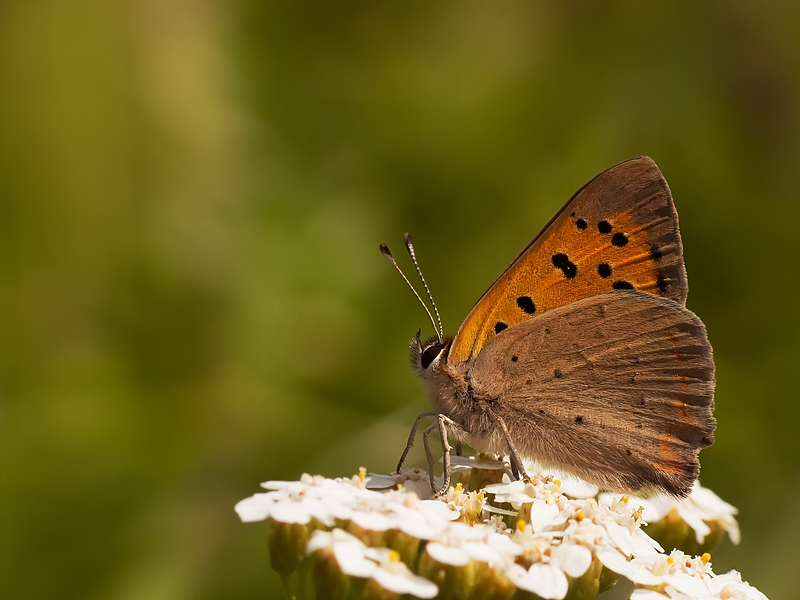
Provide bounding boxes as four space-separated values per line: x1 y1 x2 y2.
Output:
2 1 798 599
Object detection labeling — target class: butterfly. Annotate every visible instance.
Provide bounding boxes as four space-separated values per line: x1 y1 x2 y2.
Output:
381 156 715 498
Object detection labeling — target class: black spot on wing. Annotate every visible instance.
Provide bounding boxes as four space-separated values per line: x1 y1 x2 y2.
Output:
575 218 587 230
575 416 584 425
613 281 634 290
552 253 577 278
495 322 508 334
598 220 612 234
597 263 612 278
611 232 629 247
516 296 536 314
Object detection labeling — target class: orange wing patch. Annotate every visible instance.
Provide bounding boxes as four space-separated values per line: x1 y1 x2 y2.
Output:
448 157 687 366
449 209 667 364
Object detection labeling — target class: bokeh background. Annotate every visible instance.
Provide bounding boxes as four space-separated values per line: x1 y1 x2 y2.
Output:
2 2 798 599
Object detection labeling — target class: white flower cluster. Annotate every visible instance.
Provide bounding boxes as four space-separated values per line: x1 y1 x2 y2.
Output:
598 482 740 550
236 470 459 538
236 457 764 600
609 551 767 600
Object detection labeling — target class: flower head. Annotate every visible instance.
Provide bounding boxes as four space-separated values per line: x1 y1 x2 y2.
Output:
237 455 762 600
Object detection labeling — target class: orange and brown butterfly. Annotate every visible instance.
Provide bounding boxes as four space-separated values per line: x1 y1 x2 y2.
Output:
381 156 715 499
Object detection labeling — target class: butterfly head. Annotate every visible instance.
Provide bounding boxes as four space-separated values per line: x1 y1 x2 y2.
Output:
410 329 452 380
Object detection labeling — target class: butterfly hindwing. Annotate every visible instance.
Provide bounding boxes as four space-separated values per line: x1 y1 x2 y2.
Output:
448 156 688 366
469 290 715 496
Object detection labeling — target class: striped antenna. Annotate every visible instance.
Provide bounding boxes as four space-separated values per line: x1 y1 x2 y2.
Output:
403 233 444 340
380 241 443 342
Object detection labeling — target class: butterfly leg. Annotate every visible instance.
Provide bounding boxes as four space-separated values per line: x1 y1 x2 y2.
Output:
436 414 457 497
422 421 442 493
421 414 460 497
396 411 439 474
495 415 530 482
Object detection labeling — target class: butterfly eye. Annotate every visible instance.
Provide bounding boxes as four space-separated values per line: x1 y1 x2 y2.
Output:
420 343 444 369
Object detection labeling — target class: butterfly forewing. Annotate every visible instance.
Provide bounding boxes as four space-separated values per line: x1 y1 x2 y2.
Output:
468 290 715 497
448 156 688 366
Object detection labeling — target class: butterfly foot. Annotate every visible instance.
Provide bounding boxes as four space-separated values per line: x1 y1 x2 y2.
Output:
433 484 451 500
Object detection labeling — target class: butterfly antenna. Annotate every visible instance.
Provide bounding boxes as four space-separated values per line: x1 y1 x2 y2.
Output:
380 242 443 342
403 233 444 340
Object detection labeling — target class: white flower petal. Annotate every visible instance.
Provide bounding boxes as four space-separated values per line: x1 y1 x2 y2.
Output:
401 479 435 500
513 563 569 600
664 572 711 598
553 542 592 578
351 510 395 532
528 500 561 532
363 546 393 563
605 521 640 556
270 501 312 524
482 504 518 516
687 485 737 518
630 590 670 600
400 519 445 540
707 571 742 594
333 542 376 578
547 471 599 498
260 480 296 490
234 494 274 522
364 474 398 489
675 505 712 544
484 480 526 497
661 583 693 600
708 571 767 600
419 499 461 522
391 506 446 540
303 499 338 527
426 542 471 566
372 568 438 598
630 528 664 555
487 532 524 557
605 521 659 557
324 501 355 522
504 563 531 590
462 541 502 564
306 530 334 554
559 479 600 498
449 454 510 472
448 521 487 541
597 550 662 586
